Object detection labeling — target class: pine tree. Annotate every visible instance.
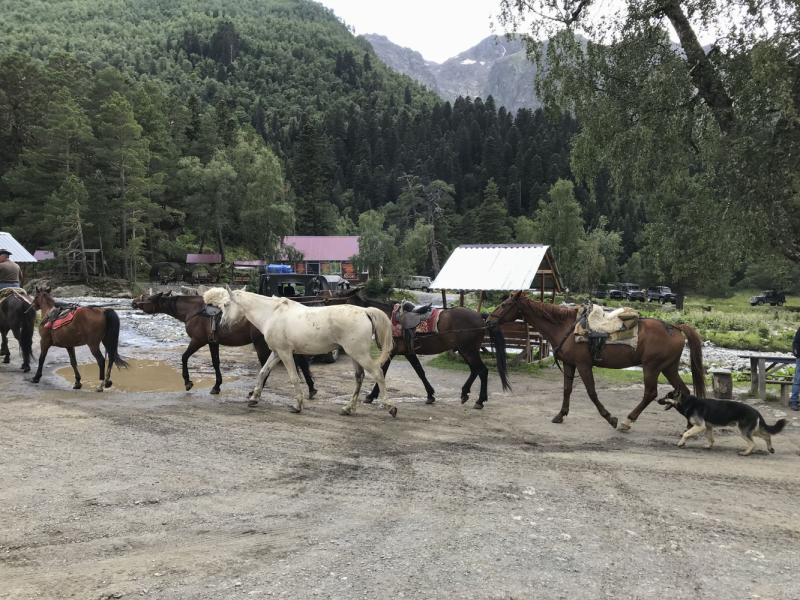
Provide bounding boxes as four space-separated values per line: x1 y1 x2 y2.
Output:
43 175 91 281
474 179 511 243
293 122 335 235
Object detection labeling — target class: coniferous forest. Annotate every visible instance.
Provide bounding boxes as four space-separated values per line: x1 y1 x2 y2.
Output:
0 0 665 288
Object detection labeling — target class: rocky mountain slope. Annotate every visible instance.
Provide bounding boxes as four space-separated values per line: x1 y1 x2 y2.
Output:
365 34 540 113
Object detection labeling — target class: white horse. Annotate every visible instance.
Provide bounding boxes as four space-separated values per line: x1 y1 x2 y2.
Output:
204 287 397 417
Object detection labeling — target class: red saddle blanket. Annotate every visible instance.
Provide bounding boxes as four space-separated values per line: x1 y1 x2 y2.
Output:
391 305 442 338
43 308 81 330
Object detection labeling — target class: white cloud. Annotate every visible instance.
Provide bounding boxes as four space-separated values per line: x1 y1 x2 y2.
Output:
317 0 497 63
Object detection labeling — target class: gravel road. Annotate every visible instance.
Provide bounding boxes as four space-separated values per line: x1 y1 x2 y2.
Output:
2 330 800 599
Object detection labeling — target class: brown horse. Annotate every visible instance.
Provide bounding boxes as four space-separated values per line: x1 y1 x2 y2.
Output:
342 293 510 408
487 291 705 430
131 292 316 396
0 291 35 372
30 288 128 391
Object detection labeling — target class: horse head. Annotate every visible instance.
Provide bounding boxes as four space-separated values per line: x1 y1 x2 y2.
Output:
487 290 525 326
132 291 164 313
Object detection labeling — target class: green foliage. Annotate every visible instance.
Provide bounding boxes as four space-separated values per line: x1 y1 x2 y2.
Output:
474 179 512 243
351 210 399 278
534 180 585 287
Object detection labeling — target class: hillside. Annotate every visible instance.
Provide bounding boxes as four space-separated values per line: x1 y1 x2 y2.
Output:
0 0 631 284
365 34 540 113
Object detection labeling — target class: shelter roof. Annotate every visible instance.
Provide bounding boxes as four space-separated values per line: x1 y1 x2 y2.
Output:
430 244 562 292
34 250 55 260
0 232 37 262
186 253 222 264
283 236 359 261
233 259 266 266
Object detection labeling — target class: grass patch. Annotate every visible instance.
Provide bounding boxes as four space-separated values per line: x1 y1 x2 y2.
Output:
426 351 550 376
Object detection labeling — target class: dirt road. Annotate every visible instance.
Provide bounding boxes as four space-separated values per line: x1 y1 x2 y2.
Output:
2 339 800 600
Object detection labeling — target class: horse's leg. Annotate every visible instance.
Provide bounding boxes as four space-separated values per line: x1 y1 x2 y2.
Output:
66 347 81 390
181 339 205 392
552 363 575 423
619 368 661 431
365 351 395 404
361 355 397 418
459 359 480 406
576 362 618 429
88 341 105 392
407 353 437 404
460 346 489 409
31 337 51 384
1 327 9 363
249 351 282 407
342 359 365 416
102 342 115 391
276 349 305 414
209 342 222 395
295 355 317 398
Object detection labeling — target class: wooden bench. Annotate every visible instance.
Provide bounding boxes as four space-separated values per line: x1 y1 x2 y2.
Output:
483 320 549 365
234 274 251 284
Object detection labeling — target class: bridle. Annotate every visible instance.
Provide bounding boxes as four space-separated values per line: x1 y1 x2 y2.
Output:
489 293 521 325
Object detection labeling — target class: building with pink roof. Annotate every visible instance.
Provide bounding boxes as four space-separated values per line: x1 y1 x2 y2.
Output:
282 236 360 280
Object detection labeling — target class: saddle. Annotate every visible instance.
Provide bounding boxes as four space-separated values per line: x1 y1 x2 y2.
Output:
574 304 639 361
199 303 223 341
0 287 30 305
392 302 439 355
43 303 81 330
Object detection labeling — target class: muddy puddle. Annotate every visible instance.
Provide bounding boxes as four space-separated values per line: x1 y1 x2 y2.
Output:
56 358 232 392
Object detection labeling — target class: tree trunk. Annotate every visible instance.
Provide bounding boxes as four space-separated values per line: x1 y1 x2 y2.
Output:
120 164 128 280
76 208 88 282
199 233 205 255
429 226 440 276
217 227 226 265
676 279 686 311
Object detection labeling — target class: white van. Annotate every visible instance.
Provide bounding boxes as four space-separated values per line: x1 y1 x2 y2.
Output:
408 276 432 292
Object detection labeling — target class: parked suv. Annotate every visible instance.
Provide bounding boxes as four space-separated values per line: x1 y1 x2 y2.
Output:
647 286 676 304
750 290 786 306
591 285 609 299
620 283 646 302
609 285 625 301
407 275 432 292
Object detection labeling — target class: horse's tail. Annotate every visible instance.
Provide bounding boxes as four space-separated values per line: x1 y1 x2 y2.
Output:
366 307 394 365
19 300 35 366
103 309 130 370
487 323 512 392
675 324 706 398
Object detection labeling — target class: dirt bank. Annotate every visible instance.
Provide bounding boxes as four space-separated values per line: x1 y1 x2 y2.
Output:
1 337 799 600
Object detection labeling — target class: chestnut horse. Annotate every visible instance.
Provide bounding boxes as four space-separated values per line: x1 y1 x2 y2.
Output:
30 289 128 391
131 292 316 396
0 291 35 372
487 291 705 430
342 293 510 408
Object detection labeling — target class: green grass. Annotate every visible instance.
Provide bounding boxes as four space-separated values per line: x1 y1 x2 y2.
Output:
426 351 550 376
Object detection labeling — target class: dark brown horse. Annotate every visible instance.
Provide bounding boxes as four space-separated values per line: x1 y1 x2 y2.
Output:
0 290 35 372
342 293 510 408
132 292 316 396
30 288 128 391
487 291 705 430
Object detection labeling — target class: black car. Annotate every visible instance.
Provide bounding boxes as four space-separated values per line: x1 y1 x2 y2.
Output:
619 283 646 302
647 286 677 304
609 285 625 301
591 285 609 299
750 290 786 306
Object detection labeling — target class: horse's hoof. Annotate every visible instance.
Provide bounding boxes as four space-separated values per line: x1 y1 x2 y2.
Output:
609 417 618 429
95 386 104 393
31 377 40 384
389 406 397 418
105 380 112 389
73 382 82 390
473 402 484 410
185 381 194 391
618 421 631 431
247 400 259 407
22 365 30 372
289 406 302 414
340 407 351 416
210 387 220 395
551 415 564 424
363 396 375 404
425 396 435 404
460 395 469 404
309 388 318 399
769 448 775 454
2 356 9 364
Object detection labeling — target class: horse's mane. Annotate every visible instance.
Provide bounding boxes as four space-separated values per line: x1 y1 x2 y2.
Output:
519 296 577 324
357 294 394 311
154 294 200 313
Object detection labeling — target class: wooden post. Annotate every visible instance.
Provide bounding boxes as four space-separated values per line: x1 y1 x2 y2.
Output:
477 290 484 312
459 291 465 307
441 289 447 309
750 358 758 397
758 357 766 400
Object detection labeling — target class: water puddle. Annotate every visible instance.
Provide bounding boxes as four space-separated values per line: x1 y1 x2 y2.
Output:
56 359 232 393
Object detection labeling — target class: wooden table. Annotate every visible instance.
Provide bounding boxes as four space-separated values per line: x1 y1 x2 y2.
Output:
738 354 796 401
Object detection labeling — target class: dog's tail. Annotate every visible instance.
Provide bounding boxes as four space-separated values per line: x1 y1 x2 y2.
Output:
675 324 706 398
760 416 787 435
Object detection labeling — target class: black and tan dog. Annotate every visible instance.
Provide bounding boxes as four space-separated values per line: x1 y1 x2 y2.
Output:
657 390 787 456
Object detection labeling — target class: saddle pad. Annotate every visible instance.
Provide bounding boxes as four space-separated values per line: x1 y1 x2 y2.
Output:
44 307 80 330
391 305 442 338
0 287 29 304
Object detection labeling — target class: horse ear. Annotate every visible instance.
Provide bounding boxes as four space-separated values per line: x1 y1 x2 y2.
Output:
225 284 231 292
165 291 172 297
149 287 153 295
45 286 51 293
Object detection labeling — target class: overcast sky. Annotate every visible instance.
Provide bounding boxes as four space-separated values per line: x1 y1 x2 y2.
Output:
317 0 497 63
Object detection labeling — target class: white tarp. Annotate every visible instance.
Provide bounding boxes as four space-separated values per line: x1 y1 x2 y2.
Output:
0 232 37 262
430 244 560 291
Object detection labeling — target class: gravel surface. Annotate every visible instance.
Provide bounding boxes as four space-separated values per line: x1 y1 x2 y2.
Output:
2 325 800 599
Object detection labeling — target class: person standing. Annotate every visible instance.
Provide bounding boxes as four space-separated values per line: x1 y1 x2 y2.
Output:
791 324 800 411
0 249 23 290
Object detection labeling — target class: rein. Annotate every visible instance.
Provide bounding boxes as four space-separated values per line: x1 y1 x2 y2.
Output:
551 320 578 374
